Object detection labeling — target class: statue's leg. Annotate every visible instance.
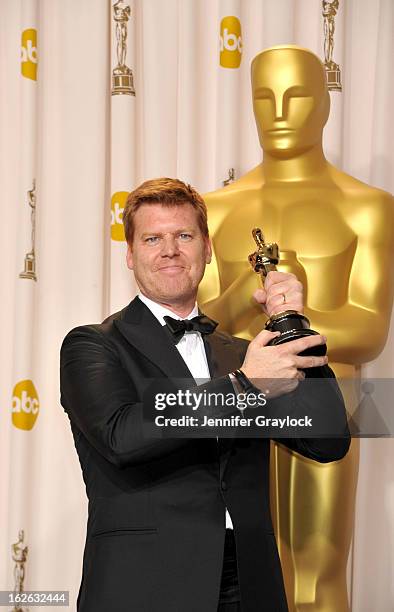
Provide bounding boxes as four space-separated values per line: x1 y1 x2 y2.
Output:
328 20 335 65
270 440 359 612
323 21 329 63
120 23 127 66
115 25 122 65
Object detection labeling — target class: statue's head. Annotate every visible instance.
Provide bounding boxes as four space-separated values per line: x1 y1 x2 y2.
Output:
251 46 330 158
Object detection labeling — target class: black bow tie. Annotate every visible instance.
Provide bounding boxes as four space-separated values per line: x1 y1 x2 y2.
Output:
163 314 218 344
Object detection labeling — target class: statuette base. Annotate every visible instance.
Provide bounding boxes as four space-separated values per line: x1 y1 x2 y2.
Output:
265 310 326 357
112 66 135 96
325 64 342 91
19 254 36 281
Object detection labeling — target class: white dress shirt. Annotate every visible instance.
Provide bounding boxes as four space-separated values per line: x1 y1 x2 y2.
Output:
138 293 234 529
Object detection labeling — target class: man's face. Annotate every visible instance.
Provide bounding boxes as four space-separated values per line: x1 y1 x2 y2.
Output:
126 203 212 308
251 49 329 158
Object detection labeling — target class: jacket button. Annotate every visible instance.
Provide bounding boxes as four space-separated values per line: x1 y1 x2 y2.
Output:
221 481 227 491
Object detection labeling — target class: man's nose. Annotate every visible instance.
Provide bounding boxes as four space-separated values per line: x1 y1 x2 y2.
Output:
161 236 179 257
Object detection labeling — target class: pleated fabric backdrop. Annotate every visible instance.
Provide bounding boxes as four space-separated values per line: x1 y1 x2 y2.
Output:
0 1 393 610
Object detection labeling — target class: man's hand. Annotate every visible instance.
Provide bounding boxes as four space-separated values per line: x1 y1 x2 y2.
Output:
253 271 304 317
240 329 328 397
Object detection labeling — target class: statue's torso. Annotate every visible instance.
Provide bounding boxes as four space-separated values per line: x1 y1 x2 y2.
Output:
212 185 356 312
200 165 394 375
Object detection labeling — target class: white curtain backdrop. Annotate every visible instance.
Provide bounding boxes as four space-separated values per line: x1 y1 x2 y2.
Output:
0 0 393 610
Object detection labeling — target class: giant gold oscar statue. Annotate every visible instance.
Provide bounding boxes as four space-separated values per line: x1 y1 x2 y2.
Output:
199 45 394 611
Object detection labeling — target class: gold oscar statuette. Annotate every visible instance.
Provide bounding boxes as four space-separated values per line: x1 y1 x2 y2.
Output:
19 179 37 281
199 44 394 611
222 168 235 187
112 0 135 96
10 530 28 612
248 228 326 356
322 0 342 91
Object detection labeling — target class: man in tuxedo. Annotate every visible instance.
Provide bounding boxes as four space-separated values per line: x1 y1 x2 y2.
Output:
60 177 349 612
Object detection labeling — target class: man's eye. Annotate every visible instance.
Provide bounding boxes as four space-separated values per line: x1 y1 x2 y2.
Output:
179 233 192 240
145 236 159 244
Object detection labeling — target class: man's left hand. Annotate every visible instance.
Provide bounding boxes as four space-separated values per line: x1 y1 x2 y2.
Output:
253 271 304 317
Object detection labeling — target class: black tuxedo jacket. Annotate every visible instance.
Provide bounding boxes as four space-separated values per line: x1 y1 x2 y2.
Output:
60 296 350 612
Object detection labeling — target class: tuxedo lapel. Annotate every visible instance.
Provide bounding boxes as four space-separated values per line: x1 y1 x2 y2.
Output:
203 332 238 379
113 297 194 381
203 331 242 467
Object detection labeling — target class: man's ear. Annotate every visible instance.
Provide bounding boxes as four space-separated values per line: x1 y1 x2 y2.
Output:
126 244 134 270
205 237 212 264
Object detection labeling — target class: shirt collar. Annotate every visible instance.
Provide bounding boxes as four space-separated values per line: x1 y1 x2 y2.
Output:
138 293 199 327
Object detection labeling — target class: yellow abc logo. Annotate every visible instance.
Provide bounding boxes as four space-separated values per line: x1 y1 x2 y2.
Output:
12 380 39 431
220 16 242 69
21 29 38 81
111 191 128 242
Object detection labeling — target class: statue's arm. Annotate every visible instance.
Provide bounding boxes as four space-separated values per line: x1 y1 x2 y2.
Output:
305 193 394 364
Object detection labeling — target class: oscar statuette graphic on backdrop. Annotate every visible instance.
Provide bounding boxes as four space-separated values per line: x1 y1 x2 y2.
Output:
19 181 37 282
10 530 29 612
322 0 342 91
111 0 135 96
222 168 235 187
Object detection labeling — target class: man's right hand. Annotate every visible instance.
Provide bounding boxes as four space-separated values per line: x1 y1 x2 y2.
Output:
240 330 328 397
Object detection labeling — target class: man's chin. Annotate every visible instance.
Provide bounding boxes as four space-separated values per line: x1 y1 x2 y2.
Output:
144 280 196 304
